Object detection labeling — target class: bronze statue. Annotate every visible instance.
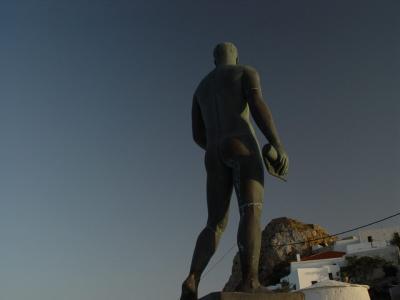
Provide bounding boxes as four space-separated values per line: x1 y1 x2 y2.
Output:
180 42 289 300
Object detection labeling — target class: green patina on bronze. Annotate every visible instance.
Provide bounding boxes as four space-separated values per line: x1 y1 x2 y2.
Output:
181 42 289 300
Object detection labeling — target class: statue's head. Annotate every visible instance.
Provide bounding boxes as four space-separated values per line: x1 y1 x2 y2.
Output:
213 42 238 66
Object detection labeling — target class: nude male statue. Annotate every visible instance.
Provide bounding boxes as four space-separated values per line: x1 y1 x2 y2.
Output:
180 42 289 300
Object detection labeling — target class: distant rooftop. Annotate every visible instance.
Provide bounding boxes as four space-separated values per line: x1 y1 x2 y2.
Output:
301 251 346 261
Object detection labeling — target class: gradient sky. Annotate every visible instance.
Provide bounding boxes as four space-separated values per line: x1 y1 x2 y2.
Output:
0 1 399 299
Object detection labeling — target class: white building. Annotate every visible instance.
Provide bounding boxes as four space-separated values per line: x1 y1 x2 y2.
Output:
358 226 400 244
280 226 400 291
347 241 388 254
348 244 400 265
334 234 393 254
333 236 359 252
281 251 346 290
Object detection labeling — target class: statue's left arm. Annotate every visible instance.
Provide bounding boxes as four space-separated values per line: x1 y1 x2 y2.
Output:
192 95 207 150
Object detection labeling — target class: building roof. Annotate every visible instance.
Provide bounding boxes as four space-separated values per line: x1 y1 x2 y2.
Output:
301 251 346 261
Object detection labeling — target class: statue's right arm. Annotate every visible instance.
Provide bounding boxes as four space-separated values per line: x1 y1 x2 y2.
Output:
243 66 283 151
192 95 207 150
243 66 288 175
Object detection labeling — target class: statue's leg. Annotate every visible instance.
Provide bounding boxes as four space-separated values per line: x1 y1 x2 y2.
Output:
236 175 264 292
180 149 233 300
222 136 265 292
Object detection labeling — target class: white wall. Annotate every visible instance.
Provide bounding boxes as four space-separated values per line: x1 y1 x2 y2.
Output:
346 241 388 254
300 284 371 300
358 227 400 243
347 245 400 265
333 237 359 252
290 257 346 273
285 265 341 290
297 268 329 290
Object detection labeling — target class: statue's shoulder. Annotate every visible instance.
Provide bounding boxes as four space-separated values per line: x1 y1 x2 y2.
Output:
194 69 216 97
240 64 259 76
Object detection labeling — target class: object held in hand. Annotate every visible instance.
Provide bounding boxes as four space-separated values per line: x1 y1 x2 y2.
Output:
262 144 287 182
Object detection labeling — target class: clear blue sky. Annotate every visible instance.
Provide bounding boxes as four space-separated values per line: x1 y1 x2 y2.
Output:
0 1 399 299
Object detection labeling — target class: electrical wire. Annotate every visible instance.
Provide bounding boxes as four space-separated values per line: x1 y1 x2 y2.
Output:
201 211 400 279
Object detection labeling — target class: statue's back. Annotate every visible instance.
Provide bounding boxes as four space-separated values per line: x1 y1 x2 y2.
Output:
195 64 256 145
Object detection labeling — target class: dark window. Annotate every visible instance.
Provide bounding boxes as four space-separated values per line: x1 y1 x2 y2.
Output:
368 236 373 243
311 281 317 285
329 273 333 280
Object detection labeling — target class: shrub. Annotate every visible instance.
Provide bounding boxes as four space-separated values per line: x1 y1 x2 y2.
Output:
383 264 398 277
341 256 388 283
390 232 400 249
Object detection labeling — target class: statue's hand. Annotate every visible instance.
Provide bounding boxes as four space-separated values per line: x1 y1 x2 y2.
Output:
262 144 289 178
275 146 289 176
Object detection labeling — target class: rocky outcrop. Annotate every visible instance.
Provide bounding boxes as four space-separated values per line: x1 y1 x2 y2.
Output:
224 217 336 291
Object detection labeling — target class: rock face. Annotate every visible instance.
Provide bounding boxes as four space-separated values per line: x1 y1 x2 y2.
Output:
224 217 336 291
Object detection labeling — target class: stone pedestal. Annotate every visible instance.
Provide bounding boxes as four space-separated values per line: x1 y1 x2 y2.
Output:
200 292 305 300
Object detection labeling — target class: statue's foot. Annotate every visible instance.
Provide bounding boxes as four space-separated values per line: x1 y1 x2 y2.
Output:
180 275 198 300
235 280 272 294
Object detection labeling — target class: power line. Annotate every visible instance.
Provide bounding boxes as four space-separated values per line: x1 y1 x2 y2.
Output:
202 244 236 278
274 211 400 247
201 211 400 279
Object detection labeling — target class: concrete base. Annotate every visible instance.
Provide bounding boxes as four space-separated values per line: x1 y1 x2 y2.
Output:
200 292 305 300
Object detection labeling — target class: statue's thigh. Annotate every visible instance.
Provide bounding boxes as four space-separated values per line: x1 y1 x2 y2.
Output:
234 153 264 211
205 150 233 226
